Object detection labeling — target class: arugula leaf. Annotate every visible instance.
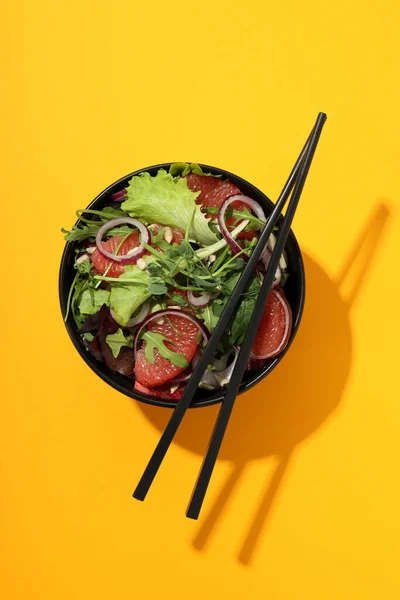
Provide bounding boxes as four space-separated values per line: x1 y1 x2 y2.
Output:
198 304 219 332
106 225 138 237
76 207 129 221
105 328 134 358
62 207 131 242
75 255 92 273
121 169 217 246
175 239 194 258
142 331 189 368
61 225 99 242
79 289 110 315
205 205 265 229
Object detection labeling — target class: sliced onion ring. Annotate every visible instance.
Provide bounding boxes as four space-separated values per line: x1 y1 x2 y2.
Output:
259 248 282 287
111 189 127 201
134 309 210 359
95 217 149 264
110 301 150 328
188 290 211 307
218 195 266 256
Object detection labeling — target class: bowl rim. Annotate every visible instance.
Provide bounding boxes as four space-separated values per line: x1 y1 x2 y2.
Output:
59 162 306 408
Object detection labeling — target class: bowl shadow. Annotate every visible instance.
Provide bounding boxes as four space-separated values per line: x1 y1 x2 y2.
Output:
134 199 391 565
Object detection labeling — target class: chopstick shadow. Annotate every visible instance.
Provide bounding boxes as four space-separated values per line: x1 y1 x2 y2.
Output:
135 199 391 565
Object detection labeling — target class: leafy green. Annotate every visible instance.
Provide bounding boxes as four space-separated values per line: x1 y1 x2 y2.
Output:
142 331 189 368
168 162 222 178
77 207 129 220
169 162 204 177
193 219 248 261
212 297 227 317
205 205 265 229
79 289 110 315
109 264 152 325
62 207 130 242
169 293 188 307
81 332 94 342
229 297 256 346
75 255 92 273
105 328 134 358
150 300 167 313
198 304 219 332
110 286 151 326
61 225 99 242
148 282 168 295
229 277 260 345
222 273 241 296
121 169 217 246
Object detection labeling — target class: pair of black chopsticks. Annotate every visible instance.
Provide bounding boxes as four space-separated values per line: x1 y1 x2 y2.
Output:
133 112 327 519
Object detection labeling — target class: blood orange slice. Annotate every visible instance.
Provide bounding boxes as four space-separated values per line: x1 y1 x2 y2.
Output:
91 231 142 277
250 289 292 360
134 314 200 387
186 173 256 240
91 224 184 278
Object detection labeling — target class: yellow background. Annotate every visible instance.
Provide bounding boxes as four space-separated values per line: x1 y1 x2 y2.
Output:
2 1 400 598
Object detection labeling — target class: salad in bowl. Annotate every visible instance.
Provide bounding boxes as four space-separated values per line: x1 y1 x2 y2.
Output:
59 163 305 407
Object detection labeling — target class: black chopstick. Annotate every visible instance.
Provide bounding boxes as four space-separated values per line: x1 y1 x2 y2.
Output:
186 112 327 519
133 114 324 503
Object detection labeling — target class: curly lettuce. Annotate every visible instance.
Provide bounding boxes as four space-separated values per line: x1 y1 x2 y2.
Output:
121 169 217 247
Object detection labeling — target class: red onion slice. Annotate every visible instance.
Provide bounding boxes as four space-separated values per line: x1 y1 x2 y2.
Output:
260 248 282 287
188 290 211 307
218 195 266 257
134 309 210 359
95 217 149 264
111 189 127 201
110 301 150 328
167 371 192 384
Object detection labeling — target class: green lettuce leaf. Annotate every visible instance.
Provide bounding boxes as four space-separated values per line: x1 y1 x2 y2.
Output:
79 289 110 315
121 169 217 246
105 329 134 358
109 264 152 326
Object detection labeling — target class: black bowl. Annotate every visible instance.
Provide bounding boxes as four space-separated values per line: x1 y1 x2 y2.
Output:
59 163 305 408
